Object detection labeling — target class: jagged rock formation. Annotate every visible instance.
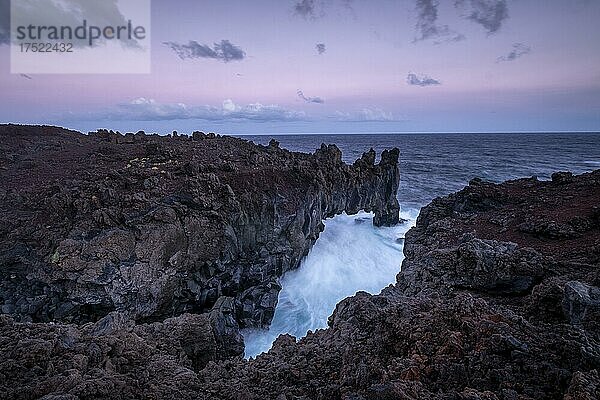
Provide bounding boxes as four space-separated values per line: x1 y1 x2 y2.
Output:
0 303 241 400
188 170 598 400
0 124 400 331
2 125 599 399
182 170 599 400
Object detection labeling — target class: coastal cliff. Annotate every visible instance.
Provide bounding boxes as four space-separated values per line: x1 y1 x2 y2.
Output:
1 125 599 399
0 124 399 331
192 170 599 399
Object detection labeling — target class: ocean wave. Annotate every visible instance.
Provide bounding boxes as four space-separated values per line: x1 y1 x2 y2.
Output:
243 208 418 358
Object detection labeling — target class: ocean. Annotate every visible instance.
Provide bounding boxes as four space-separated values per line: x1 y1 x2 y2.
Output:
237 133 600 357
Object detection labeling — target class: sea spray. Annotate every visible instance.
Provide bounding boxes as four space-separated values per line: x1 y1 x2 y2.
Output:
242 208 418 358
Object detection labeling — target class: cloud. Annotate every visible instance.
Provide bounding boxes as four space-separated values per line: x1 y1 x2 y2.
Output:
1 0 141 48
333 108 397 122
455 0 509 34
407 72 441 86
293 0 355 19
88 98 306 122
294 0 317 18
340 0 355 12
164 40 246 62
316 43 326 55
78 99 405 124
0 0 8 45
297 90 325 104
497 43 531 62
414 0 464 43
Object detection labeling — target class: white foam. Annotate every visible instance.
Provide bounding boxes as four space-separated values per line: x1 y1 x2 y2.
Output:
242 208 418 358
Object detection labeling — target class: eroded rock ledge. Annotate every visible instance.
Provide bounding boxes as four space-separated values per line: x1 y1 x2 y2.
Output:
0 124 400 332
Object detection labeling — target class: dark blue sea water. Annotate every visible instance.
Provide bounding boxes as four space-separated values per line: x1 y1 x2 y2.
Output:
242 133 600 210
239 133 600 357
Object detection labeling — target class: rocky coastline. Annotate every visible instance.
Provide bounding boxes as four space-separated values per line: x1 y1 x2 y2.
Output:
0 124 400 331
1 125 599 399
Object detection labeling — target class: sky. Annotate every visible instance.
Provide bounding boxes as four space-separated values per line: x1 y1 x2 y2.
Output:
1 0 600 134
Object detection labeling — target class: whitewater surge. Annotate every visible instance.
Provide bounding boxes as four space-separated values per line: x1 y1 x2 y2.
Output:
243 208 418 358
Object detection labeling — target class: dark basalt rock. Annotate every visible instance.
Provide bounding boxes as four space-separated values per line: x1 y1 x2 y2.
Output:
0 304 240 400
563 281 600 329
0 124 400 331
2 124 599 399
188 169 599 399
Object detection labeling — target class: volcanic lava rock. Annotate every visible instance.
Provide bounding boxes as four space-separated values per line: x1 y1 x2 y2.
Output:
2 124 599 399
0 124 400 330
191 170 600 399
562 281 600 329
0 304 240 400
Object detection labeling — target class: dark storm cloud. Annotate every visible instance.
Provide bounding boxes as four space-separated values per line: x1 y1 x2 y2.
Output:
407 73 441 87
497 43 531 62
316 43 326 55
164 40 246 63
414 0 464 43
456 0 509 34
297 90 325 104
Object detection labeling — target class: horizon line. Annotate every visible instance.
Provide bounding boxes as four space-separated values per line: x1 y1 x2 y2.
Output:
2 123 599 136
231 130 600 136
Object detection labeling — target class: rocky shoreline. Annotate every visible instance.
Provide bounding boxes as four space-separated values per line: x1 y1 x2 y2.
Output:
0 124 399 331
1 125 599 399
195 170 600 399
